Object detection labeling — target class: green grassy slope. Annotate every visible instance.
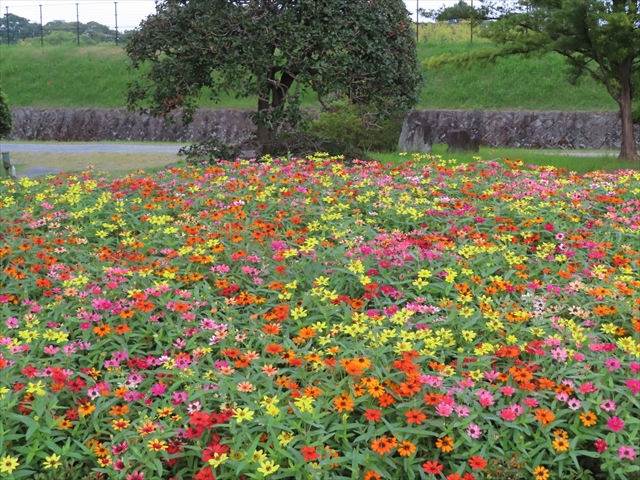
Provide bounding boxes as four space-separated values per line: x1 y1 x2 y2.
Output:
1 40 617 112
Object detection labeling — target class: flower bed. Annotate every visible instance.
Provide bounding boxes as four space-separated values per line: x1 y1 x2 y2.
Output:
0 156 639 480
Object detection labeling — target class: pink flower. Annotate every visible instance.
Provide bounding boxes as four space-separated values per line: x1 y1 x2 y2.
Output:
577 382 598 394
606 416 625 433
618 446 636 461
522 397 538 408
605 358 622 372
626 378 640 395
500 386 515 397
150 383 167 397
467 423 482 439
594 440 608 453
43 345 60 354
567 398 581 411
435 403 453 417
600 399 617 412
500 408 516 421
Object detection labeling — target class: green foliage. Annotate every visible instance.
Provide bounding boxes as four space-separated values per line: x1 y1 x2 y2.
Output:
419 21 486 43
268 131 371 162
421 1 492 27
308 101 402 153
0 13 129 45
125 0 422 152
423 0 640 159
177 138 243 165
0 86 13 137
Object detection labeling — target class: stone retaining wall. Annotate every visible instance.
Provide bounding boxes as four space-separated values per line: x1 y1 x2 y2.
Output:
8 107 256 144
8 107 638 149
406 109 638 149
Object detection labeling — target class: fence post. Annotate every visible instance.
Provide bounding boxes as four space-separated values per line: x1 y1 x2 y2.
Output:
40 5 43 46
416 0 419 43
470 0 473 42
115 2 118 46
76 3 80 46
5 7 9 45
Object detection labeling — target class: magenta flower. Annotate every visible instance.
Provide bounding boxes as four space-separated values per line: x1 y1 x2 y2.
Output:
618 446 636 461
594 440 608 453
605 358 622 372
606 416 625 433
500 408 516 421
626 378 640 395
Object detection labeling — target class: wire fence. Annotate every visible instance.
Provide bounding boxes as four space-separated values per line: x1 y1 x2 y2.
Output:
1 0 465 47
1 1 156 46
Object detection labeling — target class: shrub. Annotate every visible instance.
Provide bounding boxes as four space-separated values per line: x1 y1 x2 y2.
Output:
308 101 403 153
177 138 243 165
267 131 372 162
0 87 12 137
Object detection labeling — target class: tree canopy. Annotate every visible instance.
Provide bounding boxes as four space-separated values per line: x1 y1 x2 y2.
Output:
0 87 12 138
125 0 423 154
426 0 640 160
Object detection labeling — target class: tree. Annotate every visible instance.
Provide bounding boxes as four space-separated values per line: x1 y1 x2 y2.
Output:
426 0 640 160
0 87 12 138
0 13 41 43
125 0 422 155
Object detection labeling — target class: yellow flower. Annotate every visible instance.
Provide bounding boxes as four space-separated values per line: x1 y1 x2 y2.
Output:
291 307 307 319
26 381 46 397
258 460 280 476
294 396 314 413
233 407 255 423
207 452 228 467
277 432 294 446
266 405 281 416
43 453 62 469
0 455 19 474
147 438 168 451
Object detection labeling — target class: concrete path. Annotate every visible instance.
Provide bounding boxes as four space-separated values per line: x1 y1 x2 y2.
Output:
0 143 183 154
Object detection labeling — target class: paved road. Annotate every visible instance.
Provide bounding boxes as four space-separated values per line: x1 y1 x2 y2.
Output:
0 143 183 154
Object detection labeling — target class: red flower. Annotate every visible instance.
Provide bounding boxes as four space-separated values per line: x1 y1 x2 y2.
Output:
364 409 383 422
301 446 320 462
422 461 444 475
468 455 487 470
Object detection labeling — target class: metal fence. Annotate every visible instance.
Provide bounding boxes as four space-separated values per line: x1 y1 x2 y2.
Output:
1 1 156 46
2 0 465 47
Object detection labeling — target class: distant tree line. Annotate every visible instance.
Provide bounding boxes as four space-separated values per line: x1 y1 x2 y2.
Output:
0 13 132 45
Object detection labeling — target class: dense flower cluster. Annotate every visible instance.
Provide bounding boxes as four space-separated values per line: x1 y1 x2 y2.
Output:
1 155 639 479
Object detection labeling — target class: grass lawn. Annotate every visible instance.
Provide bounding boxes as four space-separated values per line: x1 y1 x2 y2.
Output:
0 39 617 112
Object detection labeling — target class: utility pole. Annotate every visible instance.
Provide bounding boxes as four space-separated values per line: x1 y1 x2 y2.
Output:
5 7 9 45
76 3 80 46
416 0 419 44
470 0 473 42
40 5 43 46
114 2 118 46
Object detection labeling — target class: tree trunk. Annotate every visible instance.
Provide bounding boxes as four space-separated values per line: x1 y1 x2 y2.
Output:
256 96 277 156
617 58 639 161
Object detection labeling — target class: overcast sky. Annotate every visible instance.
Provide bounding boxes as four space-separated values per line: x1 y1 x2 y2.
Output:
0 0 453 31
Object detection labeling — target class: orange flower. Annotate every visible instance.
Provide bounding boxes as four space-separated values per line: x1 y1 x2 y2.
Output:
534 408 555 426
580 411 597 427
115 324 131 335
552 437 570 452
93 324 111 337
397 440 416 457
436 436 454 453
109 405 130 416
370 435 398 455
405 409 427 425
78 402 96 417
333 393 354 412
